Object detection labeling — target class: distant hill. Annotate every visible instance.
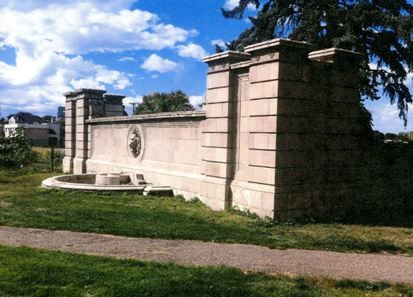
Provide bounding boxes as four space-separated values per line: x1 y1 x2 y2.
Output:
6 112 54 124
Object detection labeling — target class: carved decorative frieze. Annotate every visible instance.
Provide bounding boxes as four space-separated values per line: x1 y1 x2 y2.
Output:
208 61 230 73
250 52 280 65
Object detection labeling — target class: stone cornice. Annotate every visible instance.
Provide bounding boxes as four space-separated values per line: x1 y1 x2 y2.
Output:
86 111 206 124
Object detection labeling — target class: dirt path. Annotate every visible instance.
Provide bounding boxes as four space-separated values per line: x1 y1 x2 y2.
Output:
1 226 412 284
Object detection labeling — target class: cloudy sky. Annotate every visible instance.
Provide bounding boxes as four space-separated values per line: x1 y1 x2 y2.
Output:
0 0 411 133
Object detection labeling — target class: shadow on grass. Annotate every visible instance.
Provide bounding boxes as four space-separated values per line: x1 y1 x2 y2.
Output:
0 245 320 297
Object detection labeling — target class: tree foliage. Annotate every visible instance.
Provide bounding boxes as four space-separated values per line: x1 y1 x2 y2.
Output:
134 90 194 115
222 0 413 124
0 127 35 168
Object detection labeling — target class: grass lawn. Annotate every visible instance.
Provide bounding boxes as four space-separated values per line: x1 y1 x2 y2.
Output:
0 171 413 255
1 245 412 297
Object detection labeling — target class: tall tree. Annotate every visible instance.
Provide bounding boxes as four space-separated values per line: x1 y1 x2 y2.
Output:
134 90 194 115
222 0 413 124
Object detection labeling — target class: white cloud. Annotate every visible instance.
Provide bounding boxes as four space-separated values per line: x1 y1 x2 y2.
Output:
0 0 199 115
0 2 195 55
123 95 143 115
223 0 256 10
0 53 131 114
365 101 413 133
211 39 227 49
177 43 208 60
189 95 205 110
223 0 240 10
118 56 136 62
141 54 179 73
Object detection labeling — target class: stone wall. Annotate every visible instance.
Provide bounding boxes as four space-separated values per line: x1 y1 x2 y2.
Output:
63 38 374 220
86 112 205 198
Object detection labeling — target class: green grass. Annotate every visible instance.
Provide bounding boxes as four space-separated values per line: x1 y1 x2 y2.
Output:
1 171 413 255
1 245 412 297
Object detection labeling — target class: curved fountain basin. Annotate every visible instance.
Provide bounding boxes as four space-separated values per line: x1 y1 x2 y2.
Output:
42 174 146 193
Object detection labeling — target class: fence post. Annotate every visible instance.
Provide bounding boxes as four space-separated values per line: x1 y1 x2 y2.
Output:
51 146 55 172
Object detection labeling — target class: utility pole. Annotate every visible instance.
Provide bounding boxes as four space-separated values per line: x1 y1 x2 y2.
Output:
130 102 138 115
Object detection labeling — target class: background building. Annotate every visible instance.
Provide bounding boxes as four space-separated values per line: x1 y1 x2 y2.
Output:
4 115 61 147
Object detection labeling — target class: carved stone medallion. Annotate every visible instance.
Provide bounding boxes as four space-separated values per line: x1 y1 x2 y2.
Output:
127 125 144 160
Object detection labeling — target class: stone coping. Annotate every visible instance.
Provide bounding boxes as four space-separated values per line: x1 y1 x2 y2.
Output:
244 38 311 53
308 48 364 63
86 111 206 124
202 51 250 63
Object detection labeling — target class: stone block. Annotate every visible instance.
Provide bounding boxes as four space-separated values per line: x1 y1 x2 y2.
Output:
331 70 360 88
205 87 231 104
76 99 86 108
249 98 278 116
76 149 88 159
249 149 276 168
262 192 275 211
64 141 74 150
249 116 277 132
207 72 230 89
62 156 73 173
73 158 86 174
202 146 230 163
65 101 74 110
65 125 73 134
105 105 124 113
202 132 230 148
249 63 279 83
64 147 74 156
203 162 230 178
203 118 231 133
276 98 316 116
239 117 249 133
275 151 312 168
331 87 360 103
207 198 227 211
240 101 249 117
76 124 87 134
276 116 310 133
206 102 230 118
249 166 276 185
249 133 276 150
278 63 308 82
249 80 278 99
278 81 309 99
275 168 309 186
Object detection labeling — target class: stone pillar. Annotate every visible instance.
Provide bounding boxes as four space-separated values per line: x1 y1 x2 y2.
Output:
201 51 250 210
104 94 125 117
63 89 106 174
307 48 364 217
243 39 312 218
62 97 76 173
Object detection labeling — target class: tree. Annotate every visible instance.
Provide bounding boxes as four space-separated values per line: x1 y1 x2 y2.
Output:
222 0 413 125
0 127 35 168
134 90 194 115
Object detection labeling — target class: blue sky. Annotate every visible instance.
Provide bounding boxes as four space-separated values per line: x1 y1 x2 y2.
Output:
0 0 411 133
